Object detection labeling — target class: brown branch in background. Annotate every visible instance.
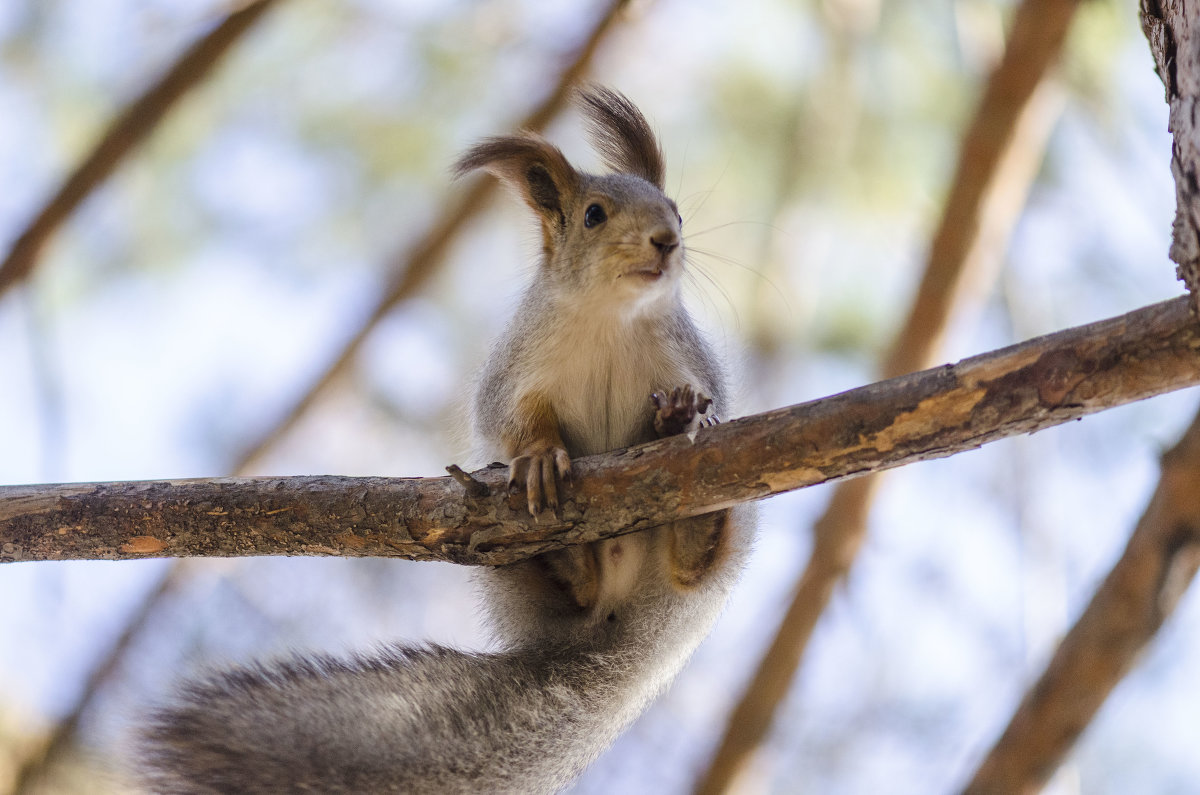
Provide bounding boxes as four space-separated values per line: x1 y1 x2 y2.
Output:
9 568 186 795
695 0 1080 791
883 13 1071 379
961 408 1200 794
1 6 279 792
3 296 1198 564
0 0 280 299
231 0 636 473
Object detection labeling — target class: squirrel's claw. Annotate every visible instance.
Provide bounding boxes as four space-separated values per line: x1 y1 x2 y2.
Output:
531 455 557 516
651 385 715 438
508 446 571 518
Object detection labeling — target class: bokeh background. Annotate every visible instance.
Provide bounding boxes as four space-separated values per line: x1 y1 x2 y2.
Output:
0 0 1197 792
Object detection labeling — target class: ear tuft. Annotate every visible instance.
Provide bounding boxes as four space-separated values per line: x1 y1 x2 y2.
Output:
453 134 578 225
577 86 666 189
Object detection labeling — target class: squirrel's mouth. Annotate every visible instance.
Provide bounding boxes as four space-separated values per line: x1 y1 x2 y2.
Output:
626 267 664 281
622 259 672 281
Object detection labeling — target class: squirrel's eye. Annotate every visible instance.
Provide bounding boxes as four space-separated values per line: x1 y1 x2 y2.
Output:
583 204 607 228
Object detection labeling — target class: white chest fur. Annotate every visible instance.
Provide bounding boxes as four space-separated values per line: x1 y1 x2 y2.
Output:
529 304 697 457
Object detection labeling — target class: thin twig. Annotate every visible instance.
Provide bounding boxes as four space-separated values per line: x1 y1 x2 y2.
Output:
446 464 490 498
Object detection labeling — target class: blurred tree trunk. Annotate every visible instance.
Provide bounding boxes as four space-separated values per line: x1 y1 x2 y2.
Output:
1143 0 1200 312
961 411 1200 792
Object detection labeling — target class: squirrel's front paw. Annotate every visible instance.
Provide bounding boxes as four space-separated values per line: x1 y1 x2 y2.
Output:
509 445 571 517
651 385 716 438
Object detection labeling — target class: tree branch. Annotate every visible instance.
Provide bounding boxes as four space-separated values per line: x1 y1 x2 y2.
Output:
697 0 1078 787
3 297 1196 565
0 0 279 298
961 403 1200 794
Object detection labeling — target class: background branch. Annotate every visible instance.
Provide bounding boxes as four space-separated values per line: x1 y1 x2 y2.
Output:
961 406 1200 794
0 4 640 789
0 6 283 791
0 0 279 299
696 0 1078 789
946 3 1200 791
4 297 1196 565
8 567 184 795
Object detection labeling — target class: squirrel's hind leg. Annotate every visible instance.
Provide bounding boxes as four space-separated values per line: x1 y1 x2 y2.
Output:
533 546 602 611
666 511 732 589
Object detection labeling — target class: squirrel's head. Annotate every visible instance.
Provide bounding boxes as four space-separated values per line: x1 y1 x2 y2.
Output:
454 86 684 311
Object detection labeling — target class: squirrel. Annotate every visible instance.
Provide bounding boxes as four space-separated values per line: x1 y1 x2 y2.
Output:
141 86 754 794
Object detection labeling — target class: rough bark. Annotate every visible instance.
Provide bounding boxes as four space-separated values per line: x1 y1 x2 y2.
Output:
0 1 279 298
961 407 1200 795
697 0 1078 789
1143 0 1200 311
3 297 1197 565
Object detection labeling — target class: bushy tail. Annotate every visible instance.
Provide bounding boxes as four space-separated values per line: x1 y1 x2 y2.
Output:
142 641 653 795
142 509 753 793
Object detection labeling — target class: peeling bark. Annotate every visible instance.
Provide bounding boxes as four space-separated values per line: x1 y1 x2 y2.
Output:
1142 0 1200 310
3 297 1197 565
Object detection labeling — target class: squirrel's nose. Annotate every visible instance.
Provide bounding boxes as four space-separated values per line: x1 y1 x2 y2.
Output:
650 228 679 255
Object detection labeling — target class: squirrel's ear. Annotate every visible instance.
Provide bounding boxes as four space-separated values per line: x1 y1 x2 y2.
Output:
454 135 579 228
577 86 665 190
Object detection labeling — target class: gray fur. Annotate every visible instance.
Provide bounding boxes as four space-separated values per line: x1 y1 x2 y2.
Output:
142 517 750 794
